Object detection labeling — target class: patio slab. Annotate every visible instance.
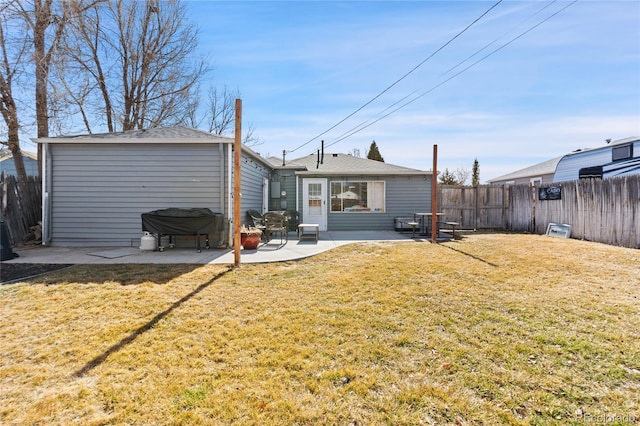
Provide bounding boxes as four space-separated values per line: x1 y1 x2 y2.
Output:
3 231 426 265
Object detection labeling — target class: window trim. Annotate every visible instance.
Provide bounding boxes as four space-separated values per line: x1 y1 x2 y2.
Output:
330 180 386 213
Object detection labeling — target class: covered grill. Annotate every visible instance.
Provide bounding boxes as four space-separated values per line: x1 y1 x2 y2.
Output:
141 208 224 252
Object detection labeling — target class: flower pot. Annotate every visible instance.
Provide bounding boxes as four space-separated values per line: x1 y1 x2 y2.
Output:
241 232 261 249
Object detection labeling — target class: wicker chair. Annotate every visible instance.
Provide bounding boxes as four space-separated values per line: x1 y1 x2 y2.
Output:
263 211 289 244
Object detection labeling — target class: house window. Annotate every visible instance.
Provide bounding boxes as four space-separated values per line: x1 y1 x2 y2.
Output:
612 144 633 161
330 181 385 213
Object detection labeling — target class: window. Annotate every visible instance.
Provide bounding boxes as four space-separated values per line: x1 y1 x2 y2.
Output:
330 181 385 213
612 143 633 161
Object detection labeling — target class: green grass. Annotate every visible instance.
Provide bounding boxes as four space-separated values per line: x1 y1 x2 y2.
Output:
1 233 639 425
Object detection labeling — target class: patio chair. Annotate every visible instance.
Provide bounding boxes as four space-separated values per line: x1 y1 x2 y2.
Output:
263 211 289 244
286 210 299 231
246 210 265 228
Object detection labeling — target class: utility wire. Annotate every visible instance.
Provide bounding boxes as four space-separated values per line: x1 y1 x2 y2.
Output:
287 0 503 154
324 0 578 150
324 0 561 148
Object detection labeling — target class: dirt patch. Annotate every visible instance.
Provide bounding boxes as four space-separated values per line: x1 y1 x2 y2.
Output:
0 263 73 283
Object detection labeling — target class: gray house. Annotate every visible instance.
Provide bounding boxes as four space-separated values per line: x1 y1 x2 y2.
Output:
487 156 562 186
0 150 39 177
33 126 433 247
33 126 271 247
268 152 432 232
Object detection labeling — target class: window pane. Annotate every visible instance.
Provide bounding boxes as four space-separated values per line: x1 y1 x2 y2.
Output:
330 181 384 212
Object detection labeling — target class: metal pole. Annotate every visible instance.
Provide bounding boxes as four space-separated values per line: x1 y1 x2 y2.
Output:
431 144 438 243
233 99 242 267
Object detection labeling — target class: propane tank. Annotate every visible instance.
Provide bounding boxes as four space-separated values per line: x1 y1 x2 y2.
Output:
140 232 157 251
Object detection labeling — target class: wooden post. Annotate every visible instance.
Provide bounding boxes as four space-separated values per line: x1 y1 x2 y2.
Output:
233 99 242 267
431 144 438 243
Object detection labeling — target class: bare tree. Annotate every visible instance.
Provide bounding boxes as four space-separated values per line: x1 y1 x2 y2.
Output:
439 167 470 186
13 0 74 173
206 86 237 135
0 3 29 180
57 0 208 132
202 85 260 146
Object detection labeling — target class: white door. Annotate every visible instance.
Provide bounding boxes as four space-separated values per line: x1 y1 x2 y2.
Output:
302 178 327 231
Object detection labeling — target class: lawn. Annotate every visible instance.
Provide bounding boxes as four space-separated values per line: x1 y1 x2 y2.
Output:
1 233 638 425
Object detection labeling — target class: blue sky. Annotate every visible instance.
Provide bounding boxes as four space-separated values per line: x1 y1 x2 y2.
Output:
186 0 639 182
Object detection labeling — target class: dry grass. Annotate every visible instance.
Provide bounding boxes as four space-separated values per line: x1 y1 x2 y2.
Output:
1 233 639 425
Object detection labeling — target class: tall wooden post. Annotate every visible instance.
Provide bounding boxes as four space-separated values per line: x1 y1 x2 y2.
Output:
233 99 242 267
431 144 438 243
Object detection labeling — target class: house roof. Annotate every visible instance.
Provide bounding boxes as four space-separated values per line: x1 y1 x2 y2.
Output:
488 156 563 183
31 126 234 144
0 150 37 161
287 153 430 176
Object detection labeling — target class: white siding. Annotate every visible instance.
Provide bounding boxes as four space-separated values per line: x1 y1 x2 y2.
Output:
49 143 224 246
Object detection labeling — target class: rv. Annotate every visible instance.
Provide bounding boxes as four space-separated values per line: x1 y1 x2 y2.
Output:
553 136 640 182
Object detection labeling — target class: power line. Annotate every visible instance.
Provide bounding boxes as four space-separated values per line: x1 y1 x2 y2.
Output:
324 0 578 150
287 0 504 154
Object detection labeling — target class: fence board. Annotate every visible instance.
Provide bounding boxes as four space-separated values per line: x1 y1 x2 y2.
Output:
0 173 42 246
440 177 638 248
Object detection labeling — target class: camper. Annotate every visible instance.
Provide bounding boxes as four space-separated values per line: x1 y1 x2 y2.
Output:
553 136 640 182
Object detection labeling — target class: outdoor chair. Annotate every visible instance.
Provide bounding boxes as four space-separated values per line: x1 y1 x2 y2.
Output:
263 211 289 244
286 210 300 231
246 210 265 228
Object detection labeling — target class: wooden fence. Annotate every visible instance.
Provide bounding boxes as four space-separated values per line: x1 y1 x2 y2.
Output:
0 173 42 246
438 185 509 229
438 176 639 249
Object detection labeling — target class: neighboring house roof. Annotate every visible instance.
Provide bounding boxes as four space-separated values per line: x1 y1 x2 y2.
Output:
488 156 562 183
286 153 430 176
32 126 234 144
0 150 39 176
0 150 37 161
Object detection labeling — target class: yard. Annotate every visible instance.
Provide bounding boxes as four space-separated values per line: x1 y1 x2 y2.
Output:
1 233 638 425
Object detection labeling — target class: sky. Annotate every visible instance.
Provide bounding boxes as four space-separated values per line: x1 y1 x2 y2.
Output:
183 0 640 182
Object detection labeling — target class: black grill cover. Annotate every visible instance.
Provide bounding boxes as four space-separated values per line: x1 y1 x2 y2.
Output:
141 208 223 236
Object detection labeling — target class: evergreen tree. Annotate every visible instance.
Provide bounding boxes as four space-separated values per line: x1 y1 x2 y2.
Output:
366 140 384 162
439 168 459 185
472 158 480 187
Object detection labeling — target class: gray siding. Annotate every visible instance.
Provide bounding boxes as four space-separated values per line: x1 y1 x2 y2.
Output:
298 174 431 231
269 170 298 212
239 153 271 224
49 143 225 246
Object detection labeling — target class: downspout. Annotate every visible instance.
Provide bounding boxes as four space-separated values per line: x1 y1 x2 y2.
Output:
42 142 52 245
227 144 233 247
295 174 299 220
219 144 224 214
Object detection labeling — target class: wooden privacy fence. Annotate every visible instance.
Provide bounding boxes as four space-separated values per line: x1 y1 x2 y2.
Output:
439 176 639 249
1 173 42 246
438 185 509 229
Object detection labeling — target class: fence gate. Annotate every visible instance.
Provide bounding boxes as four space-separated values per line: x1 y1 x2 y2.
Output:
438 185 509 230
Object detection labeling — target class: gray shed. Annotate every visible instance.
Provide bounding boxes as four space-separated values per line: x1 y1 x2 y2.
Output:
34 126 271 247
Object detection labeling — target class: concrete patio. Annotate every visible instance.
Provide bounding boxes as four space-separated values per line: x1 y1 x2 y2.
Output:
3 230 443 265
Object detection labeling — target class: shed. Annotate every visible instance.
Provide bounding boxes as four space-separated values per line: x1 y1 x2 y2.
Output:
33 126 271 247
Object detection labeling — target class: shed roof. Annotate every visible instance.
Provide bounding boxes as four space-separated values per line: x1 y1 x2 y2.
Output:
287 153 430 176
32 126 234 144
